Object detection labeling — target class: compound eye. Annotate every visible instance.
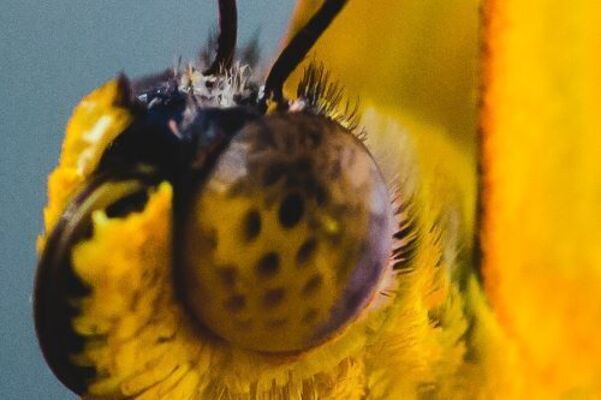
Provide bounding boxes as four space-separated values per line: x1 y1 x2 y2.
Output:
181 113 393 352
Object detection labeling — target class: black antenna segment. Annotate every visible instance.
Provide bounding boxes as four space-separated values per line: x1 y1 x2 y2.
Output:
263 0 348 105
205 0 238 75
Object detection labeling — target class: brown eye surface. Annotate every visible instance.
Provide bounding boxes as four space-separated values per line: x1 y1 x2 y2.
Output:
181 112 393 352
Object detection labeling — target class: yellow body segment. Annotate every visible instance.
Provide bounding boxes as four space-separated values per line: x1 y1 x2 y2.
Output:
482 0 601 396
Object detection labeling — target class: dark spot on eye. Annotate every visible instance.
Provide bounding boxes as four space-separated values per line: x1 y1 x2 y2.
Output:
296 238 318 267
105 190 149 218
279 193 304 228
265 318 288 329
301 274 322 296
217 265 238 288
242 209 261 242
315 184 329 206
262 163 285 186
302 308 319 324
256 252 280 278
262 287 286 308
223 295 246 313
205 228 218 250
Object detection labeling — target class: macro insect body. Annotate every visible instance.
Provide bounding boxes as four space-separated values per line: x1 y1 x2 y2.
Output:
35 0 428 398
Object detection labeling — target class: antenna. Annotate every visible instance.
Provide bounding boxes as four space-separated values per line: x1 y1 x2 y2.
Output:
204 0 238 75
263 0 348 106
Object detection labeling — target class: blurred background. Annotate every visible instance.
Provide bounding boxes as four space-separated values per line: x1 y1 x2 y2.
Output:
0 1 294 398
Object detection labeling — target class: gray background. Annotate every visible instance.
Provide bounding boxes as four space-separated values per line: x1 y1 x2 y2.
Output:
0 1 294 398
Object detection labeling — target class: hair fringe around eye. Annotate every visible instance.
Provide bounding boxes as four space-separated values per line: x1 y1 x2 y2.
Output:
297 63 363 136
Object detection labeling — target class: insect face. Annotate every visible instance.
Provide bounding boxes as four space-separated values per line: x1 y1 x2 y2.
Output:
34 0 400 395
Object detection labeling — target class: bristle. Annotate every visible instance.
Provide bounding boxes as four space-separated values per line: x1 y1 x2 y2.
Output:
389 186 419 273
297 62 361 133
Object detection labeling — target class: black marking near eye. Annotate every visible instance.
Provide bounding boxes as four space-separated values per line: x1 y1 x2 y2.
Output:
296 237 318 267
278 193 304 228
224 295 246 312
256 252 280 278
217 265 238 288
301 274 323 296
262 287 286 308
105 190 149 218
242 209 261 242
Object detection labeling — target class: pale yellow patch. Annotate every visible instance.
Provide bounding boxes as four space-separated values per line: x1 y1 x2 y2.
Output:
41 79 134 238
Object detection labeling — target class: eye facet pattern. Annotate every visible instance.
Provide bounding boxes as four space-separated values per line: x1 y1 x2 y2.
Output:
181 113 393 352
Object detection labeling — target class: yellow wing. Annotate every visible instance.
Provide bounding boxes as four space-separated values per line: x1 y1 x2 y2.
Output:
482 0 601 396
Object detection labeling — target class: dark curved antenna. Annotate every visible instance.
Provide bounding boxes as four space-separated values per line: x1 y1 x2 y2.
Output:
263 0 348 105
204 0 237 75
